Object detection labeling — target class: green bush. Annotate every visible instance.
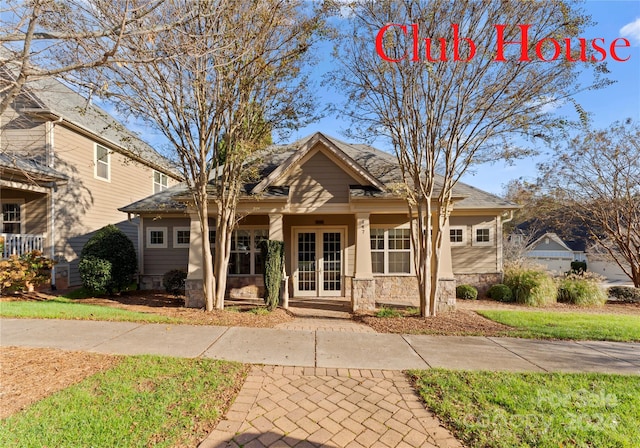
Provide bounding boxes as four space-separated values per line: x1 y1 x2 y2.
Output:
487 283 513 302
163 269 187 296
557 275 606 306
570 261 587 273
504 267 556 306
456 284 478 300
80 225 137 294
78 256 112 293
608 286 640 303
260 240 284 311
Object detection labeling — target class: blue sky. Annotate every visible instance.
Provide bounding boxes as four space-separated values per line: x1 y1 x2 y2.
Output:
287 0 640 195
104 1 640 197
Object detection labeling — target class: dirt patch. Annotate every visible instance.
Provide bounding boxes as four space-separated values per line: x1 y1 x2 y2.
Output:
0 346 120 419
356 309 514 336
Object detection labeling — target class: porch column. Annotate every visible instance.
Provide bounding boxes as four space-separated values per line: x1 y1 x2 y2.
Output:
434 215 456 313
352 212 375 312
185 213 205 308
268 213 288 307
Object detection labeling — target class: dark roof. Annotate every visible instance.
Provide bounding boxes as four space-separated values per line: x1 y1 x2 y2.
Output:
120 132 519 213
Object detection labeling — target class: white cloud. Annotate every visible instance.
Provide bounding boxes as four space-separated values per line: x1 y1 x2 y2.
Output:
620 17 640 45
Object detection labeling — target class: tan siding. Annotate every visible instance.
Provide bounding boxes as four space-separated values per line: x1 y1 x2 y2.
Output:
0 109 47 157
52 125 176 285
449 215 499 274
275 151 358 208
142 217 190 275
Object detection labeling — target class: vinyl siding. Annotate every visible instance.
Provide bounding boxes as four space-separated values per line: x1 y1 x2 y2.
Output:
142 217 190 275
449 216 499 273
0 109 47 157
274 149 358 209
532 239 568 251
52 125 175 285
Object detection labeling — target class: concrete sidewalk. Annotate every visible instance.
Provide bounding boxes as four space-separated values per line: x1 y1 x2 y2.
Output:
2 318 639 374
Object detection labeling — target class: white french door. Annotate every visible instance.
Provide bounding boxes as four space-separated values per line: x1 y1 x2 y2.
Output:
293 228 344 297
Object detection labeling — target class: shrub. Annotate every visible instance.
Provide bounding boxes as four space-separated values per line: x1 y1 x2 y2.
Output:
78 256 112 293
570 261 587 273
504 267 556 306
80 224 137 294
608 286 640 303
260 240 284 311
456 284 478 300
375 307 402 318
557 275 606 306
0 251 54 294
487 283 513 302
163 269 187 296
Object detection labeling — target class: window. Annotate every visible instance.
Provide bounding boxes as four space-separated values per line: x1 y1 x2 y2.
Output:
370 227 412 274
229 228 268 275
146 227 167 248
173 227 190 248
95 145 110 181
1 203 21 233
153 171 168 193
472 224 494 246
449 226 467 246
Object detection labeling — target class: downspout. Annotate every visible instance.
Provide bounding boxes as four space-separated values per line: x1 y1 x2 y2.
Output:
499 210 515 275
46 116 63 290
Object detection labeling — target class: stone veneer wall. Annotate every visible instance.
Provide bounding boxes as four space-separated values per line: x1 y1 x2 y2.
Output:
373 276 456 312
227 275 264 299
351 278 376 312
454 272 502 297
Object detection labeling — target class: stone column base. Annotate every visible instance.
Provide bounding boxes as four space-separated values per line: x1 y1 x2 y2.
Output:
351 278 376 312
185 278 205 308
437 278 457 313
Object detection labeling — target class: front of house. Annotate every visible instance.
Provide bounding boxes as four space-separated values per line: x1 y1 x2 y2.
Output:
121 133 518 311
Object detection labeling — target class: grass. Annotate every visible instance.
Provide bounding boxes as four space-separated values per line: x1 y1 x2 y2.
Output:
411 369 640 448
375 306 403 318
0 297 180 324
479 310 640 342
0 355 248 447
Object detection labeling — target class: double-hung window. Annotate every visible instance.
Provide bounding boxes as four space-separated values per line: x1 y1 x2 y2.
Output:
153 171 168 193
1 203 21 234
229 228 268 275
370 227 412 274
95 144 110 181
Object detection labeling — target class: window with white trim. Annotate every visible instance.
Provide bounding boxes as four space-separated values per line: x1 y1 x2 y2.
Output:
153 170 168 193
146 227 167 248
95 144 110 181
229 228 268 275
370 227 412 274
1 203 22 233
472 224 494 246
449 225 467 246
173 227 190 248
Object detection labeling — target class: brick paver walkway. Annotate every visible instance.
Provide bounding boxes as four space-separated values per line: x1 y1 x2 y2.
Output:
199 366 462 448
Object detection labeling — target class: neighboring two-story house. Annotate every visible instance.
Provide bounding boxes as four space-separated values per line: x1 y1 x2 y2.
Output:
0 73 181 288
121 132 518 311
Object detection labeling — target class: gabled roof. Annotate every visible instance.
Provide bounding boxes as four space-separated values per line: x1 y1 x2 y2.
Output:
6 73 180 179
251 132 385 194
120 132 519 214
528 232 574 252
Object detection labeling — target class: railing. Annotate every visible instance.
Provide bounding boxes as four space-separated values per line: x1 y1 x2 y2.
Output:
0 233 44 259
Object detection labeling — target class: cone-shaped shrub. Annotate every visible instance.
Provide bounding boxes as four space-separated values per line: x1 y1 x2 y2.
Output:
260 240 284 311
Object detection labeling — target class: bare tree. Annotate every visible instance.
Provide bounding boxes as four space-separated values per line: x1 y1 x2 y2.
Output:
540 120 640 287
0 0 197 115
81 0 324 310
329 0 607 316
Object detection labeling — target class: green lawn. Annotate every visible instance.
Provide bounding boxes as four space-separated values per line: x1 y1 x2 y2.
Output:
0 297 180 324
479 310 640 342
411 369 640 448
0 356 248 447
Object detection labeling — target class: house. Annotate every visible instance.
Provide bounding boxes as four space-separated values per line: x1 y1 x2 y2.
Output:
525 232 587 273
526 232 630 282
120 132 518 311
0 73 181 288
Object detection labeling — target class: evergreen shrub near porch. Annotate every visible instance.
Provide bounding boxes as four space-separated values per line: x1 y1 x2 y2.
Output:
260 240 284 311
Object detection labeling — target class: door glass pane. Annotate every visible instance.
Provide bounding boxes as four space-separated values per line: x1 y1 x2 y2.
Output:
297 232 316 291
323 232 341 291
